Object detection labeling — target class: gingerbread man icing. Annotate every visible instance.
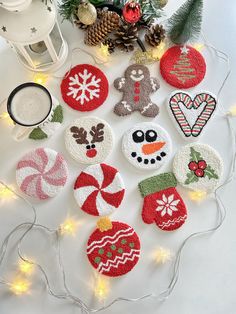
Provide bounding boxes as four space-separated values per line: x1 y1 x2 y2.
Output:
113 64 160 118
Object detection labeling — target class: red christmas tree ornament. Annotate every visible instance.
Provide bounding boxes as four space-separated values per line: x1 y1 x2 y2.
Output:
61 64 109 111
87 218 140 277
122 1 142 23
139 173 187 231
160 45 206 89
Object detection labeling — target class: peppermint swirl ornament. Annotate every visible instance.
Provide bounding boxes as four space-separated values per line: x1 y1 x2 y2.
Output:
16 148 68 200
74 163 125 216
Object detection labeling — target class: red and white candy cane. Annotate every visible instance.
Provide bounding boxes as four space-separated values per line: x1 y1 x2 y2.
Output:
169 92 217 138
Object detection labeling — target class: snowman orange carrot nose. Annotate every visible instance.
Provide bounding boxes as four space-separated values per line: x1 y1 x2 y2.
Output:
142 142 166 155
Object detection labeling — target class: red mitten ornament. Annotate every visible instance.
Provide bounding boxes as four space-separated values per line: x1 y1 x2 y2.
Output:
139 173 187 231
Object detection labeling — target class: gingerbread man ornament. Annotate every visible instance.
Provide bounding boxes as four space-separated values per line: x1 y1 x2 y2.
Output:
114 64 160 118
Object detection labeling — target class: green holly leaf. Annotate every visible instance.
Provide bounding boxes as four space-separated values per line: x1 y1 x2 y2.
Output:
184 171 199 185
29 127 48 140
204 165 219 180
189 147 202 162
51 105 63 123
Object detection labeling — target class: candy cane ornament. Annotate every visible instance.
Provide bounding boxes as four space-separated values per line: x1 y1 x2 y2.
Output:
168 91 217 140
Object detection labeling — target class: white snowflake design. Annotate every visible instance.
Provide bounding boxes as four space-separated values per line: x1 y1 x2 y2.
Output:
67 69 101 105
156 194 180 217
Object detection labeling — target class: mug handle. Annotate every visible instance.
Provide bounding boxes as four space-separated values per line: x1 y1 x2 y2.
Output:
12 125 32 141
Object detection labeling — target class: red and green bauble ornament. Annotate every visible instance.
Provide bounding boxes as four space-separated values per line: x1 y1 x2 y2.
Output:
122 1 142 24
160 45 206 89
87 218 140 277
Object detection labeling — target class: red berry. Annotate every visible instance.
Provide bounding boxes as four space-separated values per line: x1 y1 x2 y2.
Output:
198 160 207 170
195 169 204 177
188 161 198 171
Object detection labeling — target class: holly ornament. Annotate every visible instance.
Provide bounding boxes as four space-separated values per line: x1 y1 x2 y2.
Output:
185 148 218 184
139 173 187 231
77 0 97 25
87 218 140 277
173 143 223 193
123 0 142 24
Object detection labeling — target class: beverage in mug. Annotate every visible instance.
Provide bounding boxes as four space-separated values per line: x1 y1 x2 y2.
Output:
7 82 53 141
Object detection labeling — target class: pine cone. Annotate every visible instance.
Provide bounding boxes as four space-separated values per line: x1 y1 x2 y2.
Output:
102 38 116 54
145 24 165 47
115 23 138 52
73 14 89 30
84 11 120 46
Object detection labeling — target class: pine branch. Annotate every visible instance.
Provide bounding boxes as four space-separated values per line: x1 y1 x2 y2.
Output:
139 0 163 25
168 0 203 44
59 0 82 22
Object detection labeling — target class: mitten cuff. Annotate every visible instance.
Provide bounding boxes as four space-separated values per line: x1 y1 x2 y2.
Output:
138 172 177 198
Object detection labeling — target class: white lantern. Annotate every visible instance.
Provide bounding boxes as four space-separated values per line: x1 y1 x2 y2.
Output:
0 0 68 72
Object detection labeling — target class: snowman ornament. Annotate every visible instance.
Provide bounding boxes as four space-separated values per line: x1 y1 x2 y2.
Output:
122 122 172 170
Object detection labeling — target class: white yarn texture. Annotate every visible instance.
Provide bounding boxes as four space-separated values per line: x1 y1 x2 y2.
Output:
65 116 114 165
122 122 172 170
173 143 223 193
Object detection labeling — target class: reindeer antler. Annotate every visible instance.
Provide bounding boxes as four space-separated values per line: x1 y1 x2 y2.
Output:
70 126 89 144
90 123 105 144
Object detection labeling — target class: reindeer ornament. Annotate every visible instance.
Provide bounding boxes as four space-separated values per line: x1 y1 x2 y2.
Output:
65 117 114 164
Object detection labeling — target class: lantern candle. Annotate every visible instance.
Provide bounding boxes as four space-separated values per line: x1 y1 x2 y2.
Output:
0 0 68 72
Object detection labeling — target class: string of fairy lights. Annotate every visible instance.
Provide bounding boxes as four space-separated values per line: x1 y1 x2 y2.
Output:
0 36 235 313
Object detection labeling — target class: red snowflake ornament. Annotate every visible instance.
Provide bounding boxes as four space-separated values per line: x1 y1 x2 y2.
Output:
160 45 206 89
87 219 140 277
61 64 109 111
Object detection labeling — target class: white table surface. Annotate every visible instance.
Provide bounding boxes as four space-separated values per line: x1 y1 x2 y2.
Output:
0 1 236 313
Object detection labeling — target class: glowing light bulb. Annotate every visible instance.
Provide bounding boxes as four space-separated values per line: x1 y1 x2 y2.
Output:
33 73 48 85
0 112 14 126
0 185 15 199
188 190 207 201
194 43 204 51
152 247 172 264
228 105 236 116
19 259 35 276
152 42 166 60
99 44 110 61
59 217 79 236
10 278 31 295
94 277 109 300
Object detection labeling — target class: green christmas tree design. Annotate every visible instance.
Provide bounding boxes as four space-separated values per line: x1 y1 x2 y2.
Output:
170 53 197 84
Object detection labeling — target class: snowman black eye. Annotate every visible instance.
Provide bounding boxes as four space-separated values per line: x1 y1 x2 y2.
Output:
145 130 157 142
132 130 144 143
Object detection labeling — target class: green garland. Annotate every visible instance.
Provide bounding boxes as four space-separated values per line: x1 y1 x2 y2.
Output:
59 0 82 22
59 0 163 25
